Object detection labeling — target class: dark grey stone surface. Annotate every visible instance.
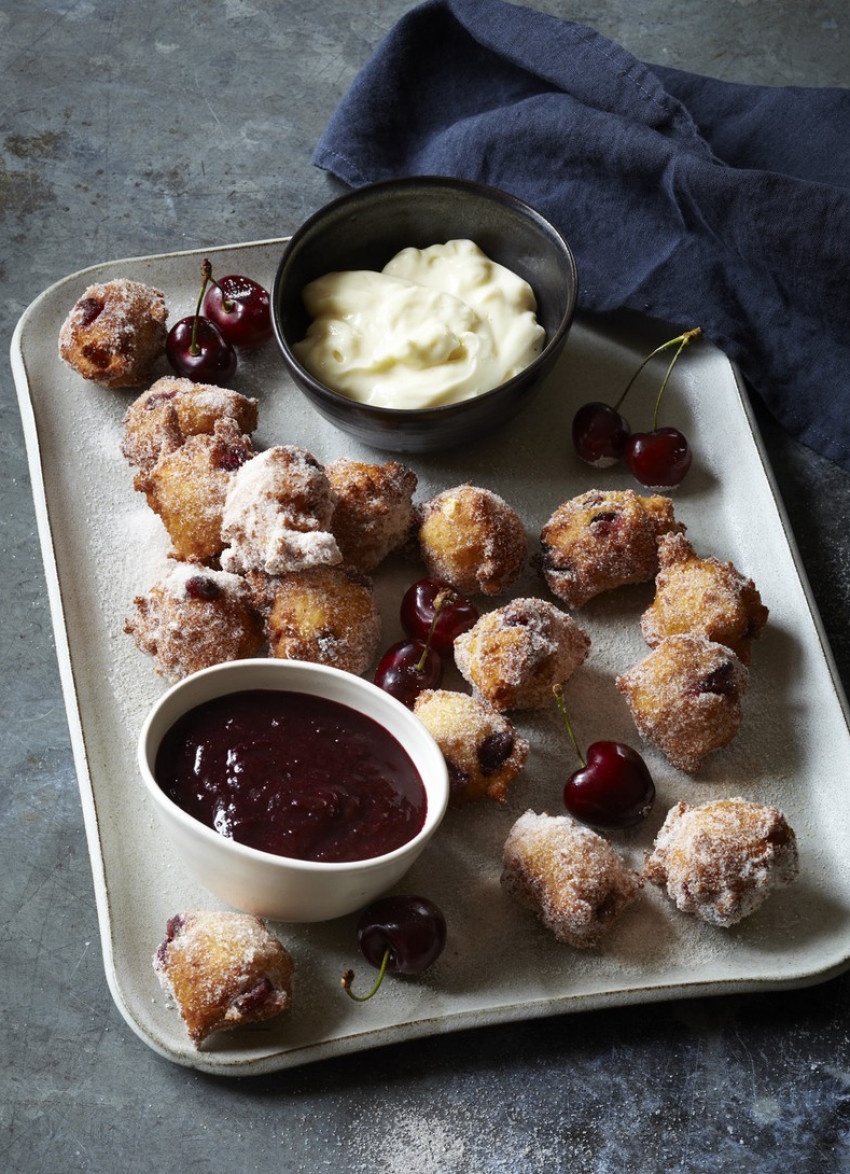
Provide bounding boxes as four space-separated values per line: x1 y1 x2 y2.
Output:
2 2 849 1171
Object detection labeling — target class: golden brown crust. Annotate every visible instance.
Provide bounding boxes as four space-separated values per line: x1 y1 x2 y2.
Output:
644 798 799 926
153 911 294 1046
640 533 768 663
453 596 590 711
124 563 265 681
266 565 381 675
325 457 418 572
59 278 167 388
417 483 527 596
413 688 529 805
501 811 643 947
138 417 254 563
616 634 748 773
539 488 684 608
121 375 258 476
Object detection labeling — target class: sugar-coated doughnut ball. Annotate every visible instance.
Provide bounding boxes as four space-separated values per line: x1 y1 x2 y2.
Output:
59 278 167 388
501 810 643 947
616 634 748 773
325 457 418 572
413 688 529 805
124 563 265 681
153 911 294 1046
640 533 768 664
644 798 799 926
539 488 684 608
139 417 254 563
266 565 381 675
454 597 590 710
417 483 527 596
121 375 258 477
220 445 341 576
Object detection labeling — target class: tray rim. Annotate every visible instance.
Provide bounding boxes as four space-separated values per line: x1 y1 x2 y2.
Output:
12 238 850 1077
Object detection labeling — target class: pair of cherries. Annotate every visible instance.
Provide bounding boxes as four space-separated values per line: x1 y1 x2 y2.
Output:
572 328 701 489
166 259 273 382
373 578 479 707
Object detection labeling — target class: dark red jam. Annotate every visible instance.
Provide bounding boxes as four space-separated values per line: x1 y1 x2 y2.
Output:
155 689 427 863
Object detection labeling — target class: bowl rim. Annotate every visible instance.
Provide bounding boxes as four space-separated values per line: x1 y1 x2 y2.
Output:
271 175 578 419
137 658 450 875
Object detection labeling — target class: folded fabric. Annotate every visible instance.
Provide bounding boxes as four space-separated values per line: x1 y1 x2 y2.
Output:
312 0 850 472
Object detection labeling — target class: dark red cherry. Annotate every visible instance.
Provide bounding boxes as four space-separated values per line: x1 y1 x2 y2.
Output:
400 578 478 655
373 640 443 707
342 895 447 1000
564 740 655 829
203 271 272 348
624 426 692 488
166 315 237 383
572 401 631 467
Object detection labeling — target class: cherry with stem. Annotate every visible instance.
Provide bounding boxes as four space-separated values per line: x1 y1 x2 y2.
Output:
622 327 701 489
341 895 447 1001
166 261 237 383
552 685 655 830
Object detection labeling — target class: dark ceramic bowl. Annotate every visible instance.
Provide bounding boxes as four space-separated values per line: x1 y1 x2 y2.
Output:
272 177 578 454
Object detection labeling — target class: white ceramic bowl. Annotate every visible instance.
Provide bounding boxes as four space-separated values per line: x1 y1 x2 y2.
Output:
138 659 449 922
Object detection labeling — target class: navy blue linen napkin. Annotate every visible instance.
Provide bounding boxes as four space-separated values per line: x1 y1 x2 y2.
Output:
312 0 850 472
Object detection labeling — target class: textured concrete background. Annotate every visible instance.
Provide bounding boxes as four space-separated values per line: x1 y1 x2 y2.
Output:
2 2 850 1171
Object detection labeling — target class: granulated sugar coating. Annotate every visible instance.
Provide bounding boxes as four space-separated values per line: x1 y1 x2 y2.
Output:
58 277 167 388
645 798 800 926
417 483 528 596
124 562 265 682
502 810 643 946
454 596 590 710
121 374 259 476
220 444 341 575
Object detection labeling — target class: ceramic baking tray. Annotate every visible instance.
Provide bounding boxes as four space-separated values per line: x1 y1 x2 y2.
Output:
12 239 850 1076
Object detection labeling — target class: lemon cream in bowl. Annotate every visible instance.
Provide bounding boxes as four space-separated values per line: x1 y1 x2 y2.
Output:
292 240 545 410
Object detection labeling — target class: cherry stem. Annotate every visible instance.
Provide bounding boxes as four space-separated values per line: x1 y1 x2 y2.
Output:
552 684 585 768
341 948 390 1001
613 327 702 414
191 261 213 356
202 257 235 313
414 591 449 672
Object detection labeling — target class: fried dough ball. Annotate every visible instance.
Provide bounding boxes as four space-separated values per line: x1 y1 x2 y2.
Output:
121 375 258 477
58 278 167 388
325 457 418 572
640 533 769 664
539 488 685 608
417 483 527 596
454 597 590 711
153 911 294 1047
140 417 254 563
124 563 265 681
644 798 799 927
220 445 341 576
616 634 748 773
501 810 643 947
266 565 381 675
413 689 529 806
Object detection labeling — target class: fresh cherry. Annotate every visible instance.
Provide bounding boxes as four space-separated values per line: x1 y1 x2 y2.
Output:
553 685 655 830
342 895 447 1001
202 259 272 349
565 741 656 829
624 426 692 489
166 261 237 383
572 400 631 468
400 578 478 655
166 316 237 383
373 639 443 707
